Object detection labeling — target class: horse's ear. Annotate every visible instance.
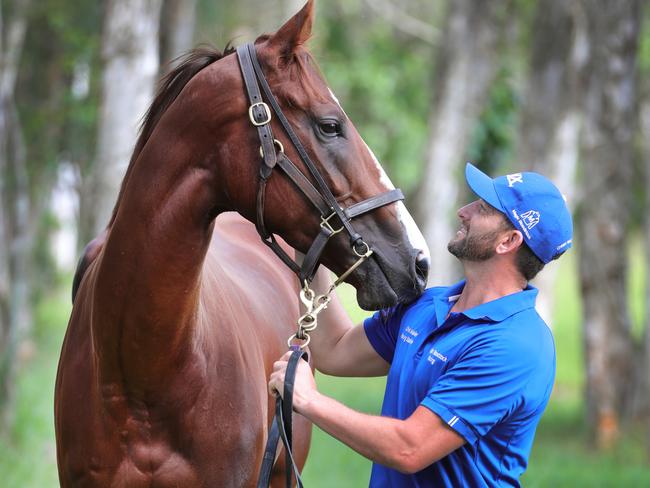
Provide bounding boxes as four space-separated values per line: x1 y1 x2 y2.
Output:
267 0 314 55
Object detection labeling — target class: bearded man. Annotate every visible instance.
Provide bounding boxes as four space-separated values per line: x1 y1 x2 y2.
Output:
270 162 572 487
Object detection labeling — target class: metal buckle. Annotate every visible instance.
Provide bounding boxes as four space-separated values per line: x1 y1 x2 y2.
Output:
248 102 271 126
259 139 284 158
320 211 344 235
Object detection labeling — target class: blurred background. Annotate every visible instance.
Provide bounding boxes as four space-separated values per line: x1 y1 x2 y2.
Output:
1 0 649 485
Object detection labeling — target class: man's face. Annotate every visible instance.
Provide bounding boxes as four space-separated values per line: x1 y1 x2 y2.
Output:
448 199 509 261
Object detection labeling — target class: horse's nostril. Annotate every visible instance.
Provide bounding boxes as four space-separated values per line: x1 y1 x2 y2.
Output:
415 251 430 286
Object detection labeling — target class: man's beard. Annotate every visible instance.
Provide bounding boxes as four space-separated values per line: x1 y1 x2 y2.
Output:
447 228 501 262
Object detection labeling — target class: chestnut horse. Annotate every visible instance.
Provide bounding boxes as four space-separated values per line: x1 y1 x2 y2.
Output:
55 2 429 486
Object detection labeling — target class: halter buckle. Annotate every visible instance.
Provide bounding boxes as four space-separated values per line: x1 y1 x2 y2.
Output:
320 211 344 235
259 139 284 158
249 102 271 126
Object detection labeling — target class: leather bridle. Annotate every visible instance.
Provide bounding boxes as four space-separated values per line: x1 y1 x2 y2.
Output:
236 43 404 286
237 43 405 488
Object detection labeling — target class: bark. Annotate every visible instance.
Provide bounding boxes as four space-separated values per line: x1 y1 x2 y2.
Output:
159 0 196 74
419 0 511 285
515 0 584 323
637 75 650 457
577 0 640 449
363 0 437 44
79 0 163 245
0 0 31 431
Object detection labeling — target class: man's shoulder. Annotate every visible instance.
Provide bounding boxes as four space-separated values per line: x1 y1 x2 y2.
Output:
490 308 555 369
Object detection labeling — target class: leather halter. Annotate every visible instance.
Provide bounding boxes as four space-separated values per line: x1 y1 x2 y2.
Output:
236 43 404 284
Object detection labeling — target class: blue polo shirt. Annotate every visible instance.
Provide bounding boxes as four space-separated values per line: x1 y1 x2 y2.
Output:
363 281 555 487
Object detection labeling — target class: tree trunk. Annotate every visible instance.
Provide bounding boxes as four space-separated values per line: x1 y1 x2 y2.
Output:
515 0 584 323
159 0 196 74
0 0 31 432
636 70 650 457
78 0 163 246
577 0 640 449
419 0 509 285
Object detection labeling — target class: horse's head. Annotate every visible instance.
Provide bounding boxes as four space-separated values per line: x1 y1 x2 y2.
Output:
211 0 429 310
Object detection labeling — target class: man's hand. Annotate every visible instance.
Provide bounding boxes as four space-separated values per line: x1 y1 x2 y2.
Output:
269 350 320 414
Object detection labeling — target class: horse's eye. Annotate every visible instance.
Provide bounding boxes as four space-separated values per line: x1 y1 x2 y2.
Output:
319 120 342 137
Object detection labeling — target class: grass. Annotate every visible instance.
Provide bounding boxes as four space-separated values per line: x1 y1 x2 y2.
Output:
1 250 649 487
0 289 68 487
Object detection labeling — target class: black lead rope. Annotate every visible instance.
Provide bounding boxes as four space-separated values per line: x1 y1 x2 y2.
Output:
257 348 307 488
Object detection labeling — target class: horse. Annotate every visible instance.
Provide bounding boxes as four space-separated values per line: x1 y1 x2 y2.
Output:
55 1 430 486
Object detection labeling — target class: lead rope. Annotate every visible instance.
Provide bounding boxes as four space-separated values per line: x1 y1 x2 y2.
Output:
257 249 373 488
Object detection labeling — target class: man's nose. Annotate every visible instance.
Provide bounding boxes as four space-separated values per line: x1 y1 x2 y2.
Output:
457 201 477 219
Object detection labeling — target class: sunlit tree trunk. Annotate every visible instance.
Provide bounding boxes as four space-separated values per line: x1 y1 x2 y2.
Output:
515 0 584 323
78 0 163 245
577 0 640 449
636 72 650 456
159 0 196 74
0 0 30 431
419 0 509 285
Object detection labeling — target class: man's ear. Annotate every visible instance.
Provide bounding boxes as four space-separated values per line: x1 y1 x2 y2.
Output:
266 0 314 57
495 230 524 256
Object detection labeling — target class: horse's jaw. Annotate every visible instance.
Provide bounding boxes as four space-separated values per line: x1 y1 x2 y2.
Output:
341 257 404 311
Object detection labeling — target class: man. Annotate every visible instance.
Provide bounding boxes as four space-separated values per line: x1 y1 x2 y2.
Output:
269 162 573 487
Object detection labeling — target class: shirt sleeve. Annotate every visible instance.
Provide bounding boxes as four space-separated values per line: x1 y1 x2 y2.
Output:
363 306 405 364
421 334 539 445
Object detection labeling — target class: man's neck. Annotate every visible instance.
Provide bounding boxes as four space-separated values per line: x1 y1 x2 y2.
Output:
451 259 526 313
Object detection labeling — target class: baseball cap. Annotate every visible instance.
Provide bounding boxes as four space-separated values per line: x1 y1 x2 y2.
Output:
464 162 573 264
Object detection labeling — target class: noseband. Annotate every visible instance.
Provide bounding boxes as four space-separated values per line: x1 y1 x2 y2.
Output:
236 43 404 286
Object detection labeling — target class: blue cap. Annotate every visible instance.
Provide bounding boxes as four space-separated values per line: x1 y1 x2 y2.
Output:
464 162 573 264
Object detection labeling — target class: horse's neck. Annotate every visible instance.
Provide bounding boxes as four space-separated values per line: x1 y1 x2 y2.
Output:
91 125 226 390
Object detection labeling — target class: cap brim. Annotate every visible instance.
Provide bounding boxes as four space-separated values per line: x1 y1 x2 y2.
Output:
465 162 503 212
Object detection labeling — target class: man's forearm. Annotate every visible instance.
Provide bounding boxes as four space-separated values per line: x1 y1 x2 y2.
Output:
297 391 419 473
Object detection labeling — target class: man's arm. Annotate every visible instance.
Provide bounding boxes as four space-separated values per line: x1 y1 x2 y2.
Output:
269 352 466 473
306 267 389 377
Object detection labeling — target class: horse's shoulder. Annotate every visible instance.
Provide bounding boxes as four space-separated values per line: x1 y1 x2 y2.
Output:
72 229 108 303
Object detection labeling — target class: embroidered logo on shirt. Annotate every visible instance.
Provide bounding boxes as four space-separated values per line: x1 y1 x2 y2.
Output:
400 326 419 345
427 348 448 365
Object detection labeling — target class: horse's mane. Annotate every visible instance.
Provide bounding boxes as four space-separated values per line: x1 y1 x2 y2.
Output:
107 44 235 227
105 39 325 228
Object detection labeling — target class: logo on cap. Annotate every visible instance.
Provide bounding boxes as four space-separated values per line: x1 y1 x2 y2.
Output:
507 173 523 187
521 210 540 230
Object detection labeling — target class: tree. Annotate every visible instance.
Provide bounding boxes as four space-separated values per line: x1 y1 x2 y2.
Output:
78 0 163 246
0 0 31 431
419 0 512 285
577 0 641 449
515 0 584 323
159 0 197 74
635 5 650 452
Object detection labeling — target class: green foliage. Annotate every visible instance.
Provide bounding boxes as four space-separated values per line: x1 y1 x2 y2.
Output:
18 0 101 185
312 7 433 194
638 4 650 75
0 291 70 487
467 66 518 176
